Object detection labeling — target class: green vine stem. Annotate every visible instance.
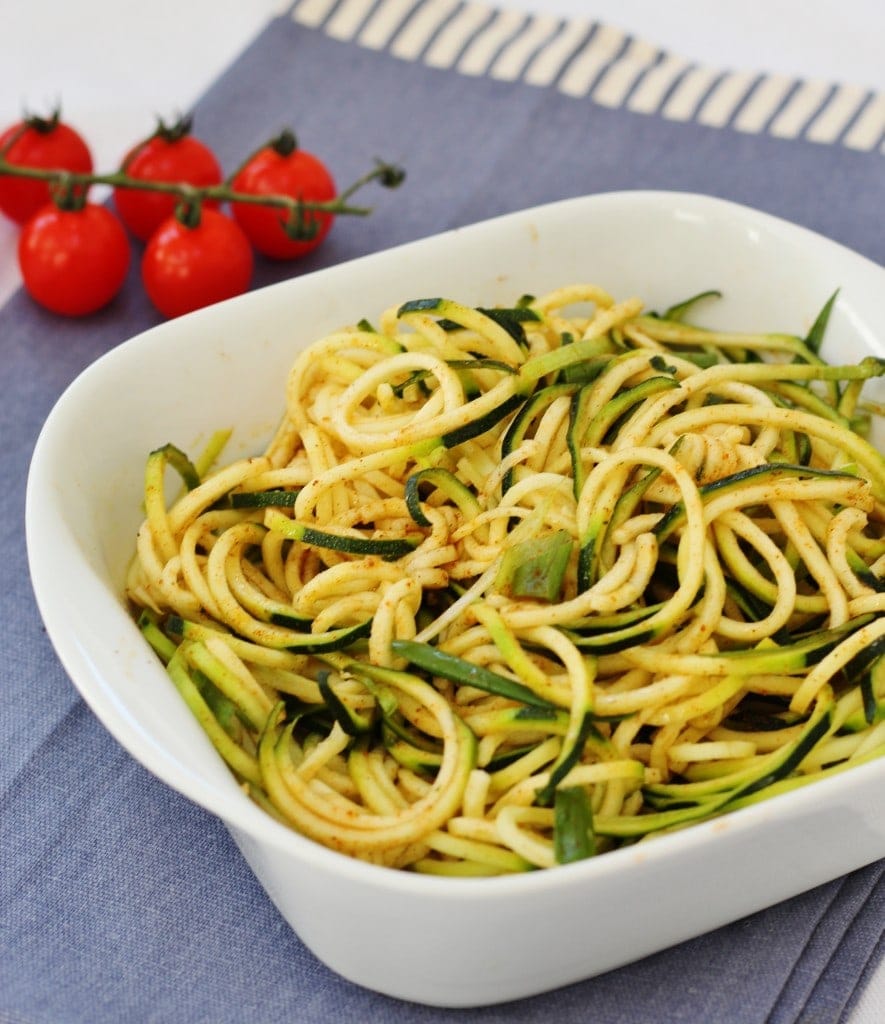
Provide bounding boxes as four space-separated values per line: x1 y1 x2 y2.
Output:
0 136 405 238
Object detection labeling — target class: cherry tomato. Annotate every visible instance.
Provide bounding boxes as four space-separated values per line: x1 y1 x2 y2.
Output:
113 116 223 241
18 202 130 316
142 207 253 318
230 131 336 260
0 113 93 225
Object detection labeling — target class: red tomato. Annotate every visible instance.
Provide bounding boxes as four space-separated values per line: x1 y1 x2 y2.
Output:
18 202 130 316
142 207 253 318
0 113 93 225
114 118 223 241
230 132 336 259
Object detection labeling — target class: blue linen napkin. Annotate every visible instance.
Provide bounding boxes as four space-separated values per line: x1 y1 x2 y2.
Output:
2 2 884 1021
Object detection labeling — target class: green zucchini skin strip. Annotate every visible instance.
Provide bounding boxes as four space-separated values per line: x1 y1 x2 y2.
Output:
268 610 316 630
654 463 865 542
565 622 661 655
598 702 833 837
686 615 875 675
446 357 519 374
594 464 664 579
577 462 661 592
535 716 599 807
380 711 443 754
438 309 542 346
149 442 201 491
572 611 875 667
393 359 517 401
590 615 876 675
404 467 481 528
166 649 262 786
397 297 444 314
661 289 723 322
804 288 839 356
138 610 177 663
847 552 885 593
501 383 577 493
576 435 684 592
584 374 680 450
383 732 443 772
317 671 375 736
567 385 597 502
861 657 885 727
839 638 885 726
470 705 572 735
180 639 270 731
441 392 526 449
397 297 541 349
390 639 557 710
565 602 665 635
230 489 299 508
167 614 373 654
265 510 420 560
192 428 232 479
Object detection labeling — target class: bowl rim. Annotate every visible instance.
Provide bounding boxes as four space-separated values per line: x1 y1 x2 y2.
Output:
25 187 885 896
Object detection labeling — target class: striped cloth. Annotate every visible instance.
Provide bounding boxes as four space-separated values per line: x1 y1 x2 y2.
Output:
291 0 884 151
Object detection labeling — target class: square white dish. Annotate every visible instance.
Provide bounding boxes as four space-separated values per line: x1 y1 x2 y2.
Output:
26 191 885 1007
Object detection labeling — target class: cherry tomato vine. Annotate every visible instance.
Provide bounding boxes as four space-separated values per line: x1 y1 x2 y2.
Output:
0 109 405 318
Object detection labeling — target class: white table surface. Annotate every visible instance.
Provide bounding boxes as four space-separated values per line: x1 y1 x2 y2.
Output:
2 1 883 1019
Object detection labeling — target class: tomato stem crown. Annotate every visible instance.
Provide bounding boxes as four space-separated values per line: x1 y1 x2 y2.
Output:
24 108 63 135
152 112 194 144
271 129 298 157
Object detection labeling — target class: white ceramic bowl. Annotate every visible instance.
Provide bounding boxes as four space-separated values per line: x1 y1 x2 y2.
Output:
26 192 885 1008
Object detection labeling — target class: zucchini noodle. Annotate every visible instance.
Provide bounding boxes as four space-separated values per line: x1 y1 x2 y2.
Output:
127 286 885 874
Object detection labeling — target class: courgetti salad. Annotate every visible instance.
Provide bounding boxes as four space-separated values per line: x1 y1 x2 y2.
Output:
127 284 885 874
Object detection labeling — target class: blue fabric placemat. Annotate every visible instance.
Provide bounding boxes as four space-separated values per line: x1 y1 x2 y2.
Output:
2 3 884 1022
